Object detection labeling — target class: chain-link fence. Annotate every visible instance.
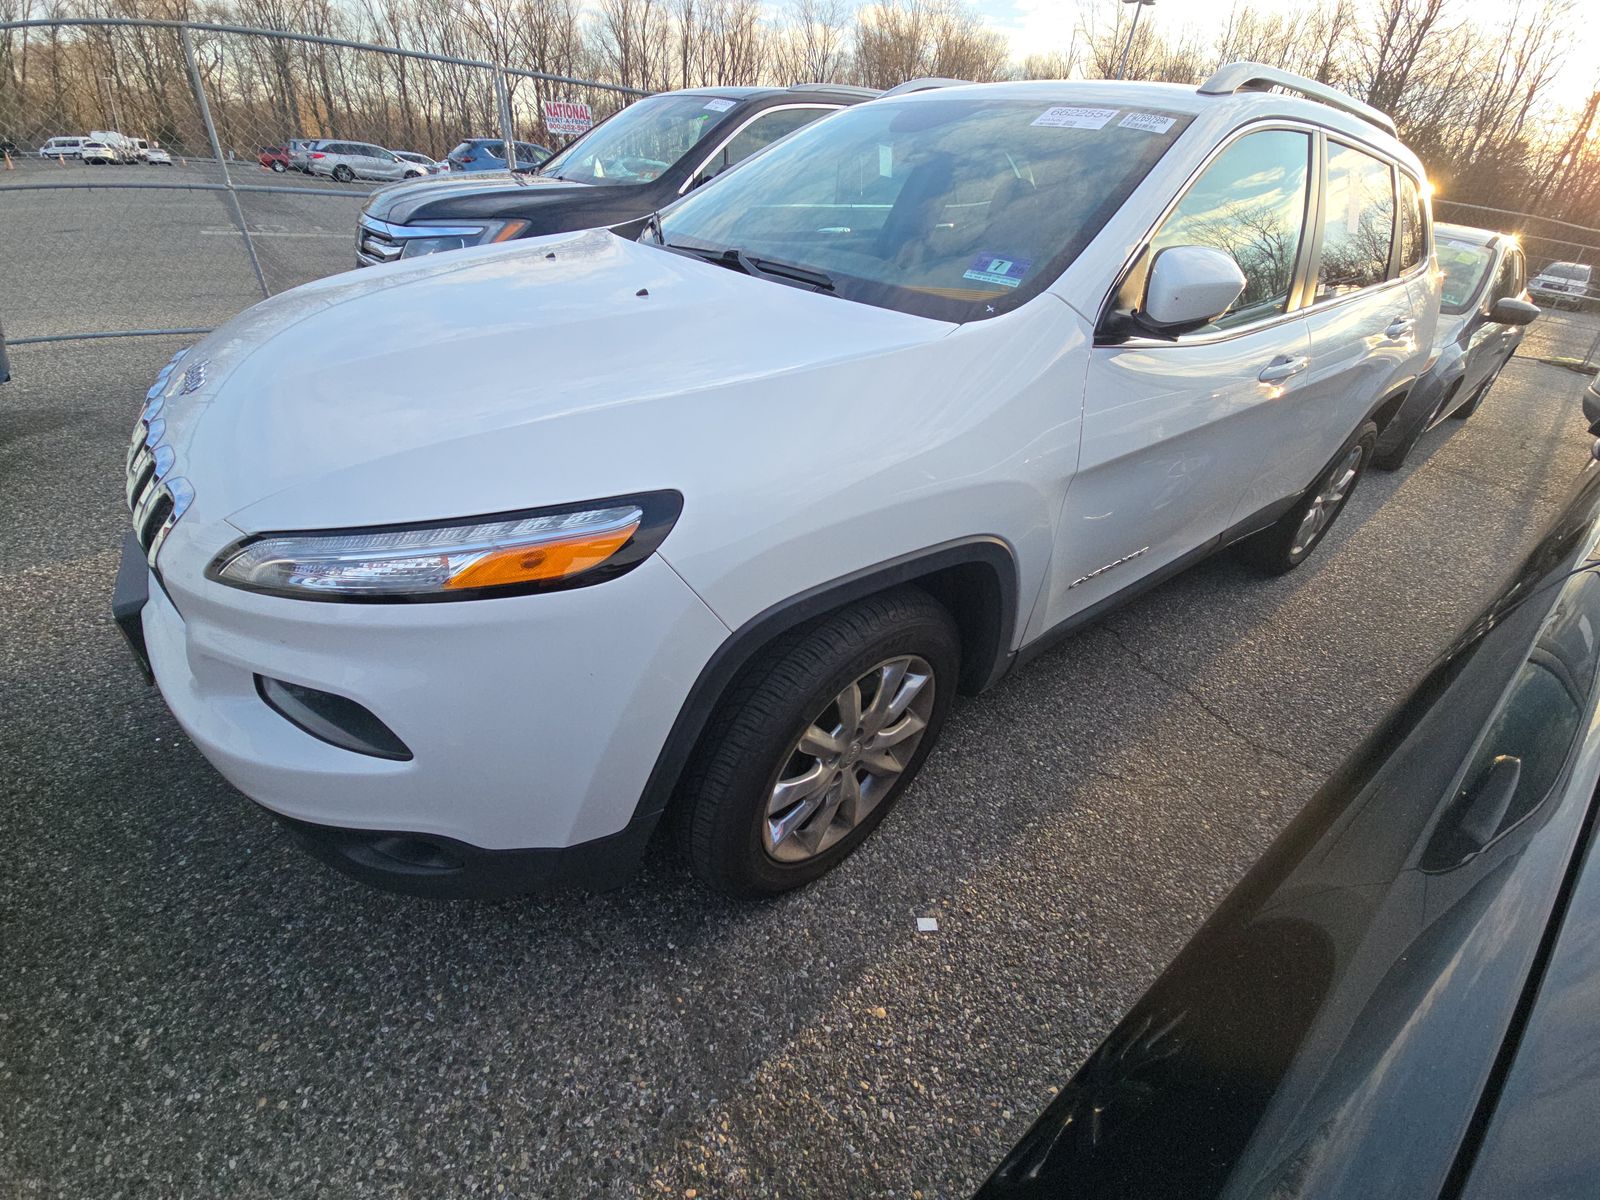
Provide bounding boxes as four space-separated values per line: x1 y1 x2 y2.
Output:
0 17 647 351
1435 198 1600 373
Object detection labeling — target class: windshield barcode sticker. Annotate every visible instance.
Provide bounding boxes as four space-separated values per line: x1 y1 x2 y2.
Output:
702 98 735 112
964 253 1031 288
1031 106 1118 130
1119 112 1176 134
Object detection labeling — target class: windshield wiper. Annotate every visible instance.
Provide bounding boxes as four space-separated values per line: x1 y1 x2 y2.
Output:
664 243 835 292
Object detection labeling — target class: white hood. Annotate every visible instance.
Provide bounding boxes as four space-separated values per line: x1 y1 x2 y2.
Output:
154 229 952 532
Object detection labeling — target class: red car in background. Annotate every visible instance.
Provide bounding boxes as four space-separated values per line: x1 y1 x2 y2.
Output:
258 146 289 173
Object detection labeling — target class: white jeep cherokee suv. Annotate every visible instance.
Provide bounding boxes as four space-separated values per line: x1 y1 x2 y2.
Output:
116 65 1439 897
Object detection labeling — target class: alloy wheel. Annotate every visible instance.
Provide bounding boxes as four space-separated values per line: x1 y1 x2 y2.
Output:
1290 445 1364 558
763 655 936 863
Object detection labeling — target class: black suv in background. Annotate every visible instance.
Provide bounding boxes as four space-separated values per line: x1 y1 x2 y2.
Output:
355 83 879 266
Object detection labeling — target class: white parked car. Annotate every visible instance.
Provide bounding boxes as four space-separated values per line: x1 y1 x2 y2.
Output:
1529 261 1591 311
89 130 136 163
145 146 173 166
80 140 120 165
38 136 85 159
392 149 444 175
305 140 429 182
116 65 1439 898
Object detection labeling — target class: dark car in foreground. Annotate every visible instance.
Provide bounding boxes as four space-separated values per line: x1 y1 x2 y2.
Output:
980 446 1600 1199
355 83 878 266
1374 222 1539 469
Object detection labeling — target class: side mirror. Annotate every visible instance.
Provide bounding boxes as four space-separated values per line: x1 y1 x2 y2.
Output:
1489 296 1540 326
1141 245 1247 333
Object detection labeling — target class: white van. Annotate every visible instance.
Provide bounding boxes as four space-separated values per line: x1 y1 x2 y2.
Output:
38 136 86 159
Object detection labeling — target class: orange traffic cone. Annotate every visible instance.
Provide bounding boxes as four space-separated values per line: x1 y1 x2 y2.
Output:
3 150 13 170
57 153 66 166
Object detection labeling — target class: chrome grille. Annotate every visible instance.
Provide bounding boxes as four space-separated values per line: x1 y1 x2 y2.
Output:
126 351 195 566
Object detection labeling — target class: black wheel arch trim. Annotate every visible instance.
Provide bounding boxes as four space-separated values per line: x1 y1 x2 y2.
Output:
630 536 1021 828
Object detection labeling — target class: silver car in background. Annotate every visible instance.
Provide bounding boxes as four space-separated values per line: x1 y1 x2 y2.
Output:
393 150 444 175
305 140 429 183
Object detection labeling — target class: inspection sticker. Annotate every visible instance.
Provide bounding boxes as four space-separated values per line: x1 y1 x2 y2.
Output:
1119 111 1176 134
702 98 735 112
963 253 1031 289
1031 106 1118 130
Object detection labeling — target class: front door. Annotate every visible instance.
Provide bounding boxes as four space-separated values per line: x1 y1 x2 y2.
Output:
1035 127 1319 636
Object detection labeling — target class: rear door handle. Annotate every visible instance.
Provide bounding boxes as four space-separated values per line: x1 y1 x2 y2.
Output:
1258 355 1309 384
1384 318 1415 340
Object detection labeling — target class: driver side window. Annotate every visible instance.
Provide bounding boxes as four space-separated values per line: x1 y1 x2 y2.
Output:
1148 129 1313 330
698 108 835 185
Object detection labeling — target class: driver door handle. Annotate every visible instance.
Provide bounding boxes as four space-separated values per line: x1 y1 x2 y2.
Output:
1259 354 1309 384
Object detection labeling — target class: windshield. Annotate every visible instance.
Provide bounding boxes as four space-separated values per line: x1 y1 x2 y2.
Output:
1437 238 1495 313
540 94 734 184
1544 262 1589 281
653 94 1191 321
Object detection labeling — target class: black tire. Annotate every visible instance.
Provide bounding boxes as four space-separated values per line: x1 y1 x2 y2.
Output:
1450 362 1504 420
271 159 287 172
1240 421 1378 575
1372 386 1448 472
332 164 354 183
679 586 960 896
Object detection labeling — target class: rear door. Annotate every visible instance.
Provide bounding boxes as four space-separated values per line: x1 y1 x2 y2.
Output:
1249 137 1415 513
1040 127 1318 629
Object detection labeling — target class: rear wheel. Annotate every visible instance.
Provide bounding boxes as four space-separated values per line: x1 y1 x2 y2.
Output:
679 587 959 896
271 159 287 173
332 164 354 183
1241 421 1377 575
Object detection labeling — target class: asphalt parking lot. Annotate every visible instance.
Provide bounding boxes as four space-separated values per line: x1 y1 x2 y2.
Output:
1 322 1595 1195
0 160 369 340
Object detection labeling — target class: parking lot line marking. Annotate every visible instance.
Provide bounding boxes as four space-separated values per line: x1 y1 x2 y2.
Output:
197 229 347 239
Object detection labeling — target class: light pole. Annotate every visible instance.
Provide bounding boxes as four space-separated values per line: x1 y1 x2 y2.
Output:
1116 0 1155 80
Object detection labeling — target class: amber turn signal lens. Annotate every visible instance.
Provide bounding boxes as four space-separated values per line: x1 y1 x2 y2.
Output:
488 220 531 243
444 521 640 590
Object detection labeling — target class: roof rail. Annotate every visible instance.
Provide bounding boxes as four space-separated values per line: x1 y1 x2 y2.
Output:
1198 61 1397 138
879 77 970 97
788 82 880 99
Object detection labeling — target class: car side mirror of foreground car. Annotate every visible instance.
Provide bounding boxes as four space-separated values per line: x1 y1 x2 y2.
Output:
1489 296 1541 326
1139 245 1248 335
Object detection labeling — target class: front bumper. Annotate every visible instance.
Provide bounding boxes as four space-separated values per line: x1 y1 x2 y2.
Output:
121 531 729 895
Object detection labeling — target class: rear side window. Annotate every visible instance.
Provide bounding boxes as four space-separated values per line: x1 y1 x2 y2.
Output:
1317 142 1396 299
449 142 472 159
1398 173 1426 272
1148 128 1313 330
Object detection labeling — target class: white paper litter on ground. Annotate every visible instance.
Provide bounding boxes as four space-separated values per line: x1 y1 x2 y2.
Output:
916 917 939 933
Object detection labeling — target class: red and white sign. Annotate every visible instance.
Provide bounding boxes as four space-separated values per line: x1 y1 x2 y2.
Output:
541 99 594 137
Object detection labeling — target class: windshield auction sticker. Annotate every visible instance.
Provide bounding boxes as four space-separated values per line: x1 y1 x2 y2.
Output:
1031 106 1118 129
1118 111 1176 134
964 253 1031 288
702 98 736 112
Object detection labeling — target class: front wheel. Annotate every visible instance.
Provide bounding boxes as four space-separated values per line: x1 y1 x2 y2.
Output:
271 159 287 172
1450 362 1505 420
1241 421 1377 575
679 587 959 896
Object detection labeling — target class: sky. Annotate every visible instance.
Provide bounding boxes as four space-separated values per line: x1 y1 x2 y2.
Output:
964 0 1600 112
